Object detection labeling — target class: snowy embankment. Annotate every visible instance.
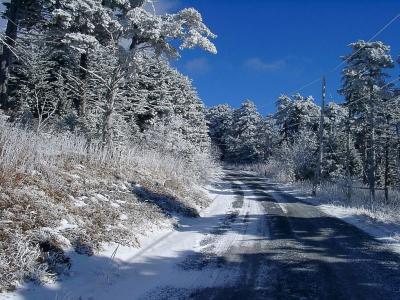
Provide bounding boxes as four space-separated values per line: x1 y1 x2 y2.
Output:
0 177 236 300
0 122 218 293
300 199 400 254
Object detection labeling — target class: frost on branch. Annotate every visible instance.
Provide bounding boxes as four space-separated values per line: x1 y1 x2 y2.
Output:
125 6 217 56
62 33 100 53
173 8 217 54
51 0 123 51
0 231 47 291
52 8 73 28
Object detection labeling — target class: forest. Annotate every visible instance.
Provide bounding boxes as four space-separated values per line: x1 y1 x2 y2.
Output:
0 0 400 297
0 0 219 291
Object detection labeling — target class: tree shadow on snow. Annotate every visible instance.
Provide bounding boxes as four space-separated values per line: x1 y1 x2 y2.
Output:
12 172 400 300
14 211 400 300
132 184 199 217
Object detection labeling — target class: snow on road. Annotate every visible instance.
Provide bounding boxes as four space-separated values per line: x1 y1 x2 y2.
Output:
268 180 400 256
1 176 266 300
3 171 400 300
311 204 400 254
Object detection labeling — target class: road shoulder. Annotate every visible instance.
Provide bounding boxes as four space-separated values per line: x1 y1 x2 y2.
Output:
259 175 400 255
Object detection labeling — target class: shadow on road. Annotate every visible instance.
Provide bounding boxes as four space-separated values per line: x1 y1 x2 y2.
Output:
15 172 400 300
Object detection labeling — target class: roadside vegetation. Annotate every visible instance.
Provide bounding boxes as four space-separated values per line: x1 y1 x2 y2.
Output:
0 118 218 291
242 163 400 225
0 0 219 292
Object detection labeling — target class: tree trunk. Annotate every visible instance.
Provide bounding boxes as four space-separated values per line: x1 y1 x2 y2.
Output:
396 124 400 186
362 134 368 183
346 108 352 203
102 78 118 148
384 142 390 203
78 52 88 117
0 0 21 109
102 92 116 148
367 92 376 204
313 76 326 196
384 116 390 203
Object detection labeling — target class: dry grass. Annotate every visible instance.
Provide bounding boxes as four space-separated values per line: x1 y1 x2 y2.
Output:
0 121 218 291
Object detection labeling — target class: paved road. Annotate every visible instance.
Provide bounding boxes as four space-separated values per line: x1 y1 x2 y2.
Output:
147 171 400 300
7 170 399 300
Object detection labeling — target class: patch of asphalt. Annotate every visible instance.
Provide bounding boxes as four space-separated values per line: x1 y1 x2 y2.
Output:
178 251 228 271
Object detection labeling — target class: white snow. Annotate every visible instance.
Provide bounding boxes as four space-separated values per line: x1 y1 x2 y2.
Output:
69 196 88 207
119 214 128 221
110 202 120 208
94 193 109 202
73 200 87 207
0 175 270 300
57 219 78 231
3 173 398 300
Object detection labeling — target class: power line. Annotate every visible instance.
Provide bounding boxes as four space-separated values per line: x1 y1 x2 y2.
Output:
344 77 400 107
289 77 322 95
332 13 400 72
280 12 400 99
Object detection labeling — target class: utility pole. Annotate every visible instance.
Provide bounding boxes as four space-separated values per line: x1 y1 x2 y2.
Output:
367 87 376 204
345 106 352 203
384 117 390 203
313 76 326 196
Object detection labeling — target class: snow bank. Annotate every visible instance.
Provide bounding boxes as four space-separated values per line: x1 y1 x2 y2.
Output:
0 178 231 300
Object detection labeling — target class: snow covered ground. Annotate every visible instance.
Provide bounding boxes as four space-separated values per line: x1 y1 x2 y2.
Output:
2 171 400 300
0 177 252 300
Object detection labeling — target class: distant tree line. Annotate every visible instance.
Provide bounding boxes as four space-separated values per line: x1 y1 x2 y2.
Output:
207 40 400 202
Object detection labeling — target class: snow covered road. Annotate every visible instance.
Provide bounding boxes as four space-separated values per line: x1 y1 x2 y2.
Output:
3 170 400 299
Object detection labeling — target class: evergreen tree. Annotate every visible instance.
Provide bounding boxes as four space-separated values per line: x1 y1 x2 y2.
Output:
9 37 71 132
0 0 53 108
225 100 262 163
275 94 320 143
206 104 233 159
340 40 394 202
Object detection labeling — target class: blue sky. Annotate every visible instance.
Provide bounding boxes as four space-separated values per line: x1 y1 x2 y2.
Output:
166 0 400 114
1 1 400 114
